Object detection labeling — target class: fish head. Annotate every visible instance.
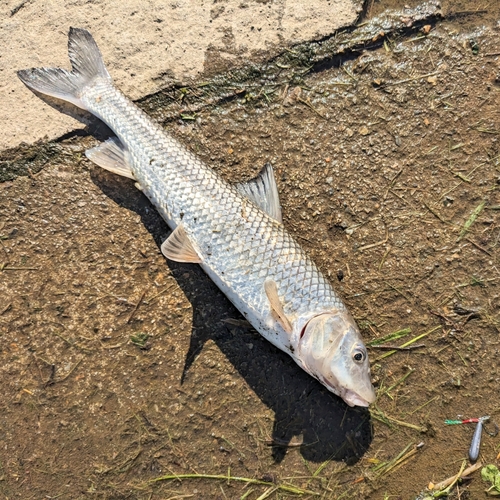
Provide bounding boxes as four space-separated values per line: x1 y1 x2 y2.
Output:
297 310 376 407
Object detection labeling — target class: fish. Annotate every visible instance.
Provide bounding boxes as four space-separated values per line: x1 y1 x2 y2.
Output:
18 28 376 407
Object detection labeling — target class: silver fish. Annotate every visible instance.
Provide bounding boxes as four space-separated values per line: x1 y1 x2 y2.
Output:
18 28 376 407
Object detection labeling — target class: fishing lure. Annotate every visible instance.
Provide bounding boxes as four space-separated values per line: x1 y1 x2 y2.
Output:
469 416 490 462
445 416 497 462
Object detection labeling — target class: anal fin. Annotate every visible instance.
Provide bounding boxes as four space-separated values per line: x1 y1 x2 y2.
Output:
264 278 293 333
85 137 135 180
161 224 202 263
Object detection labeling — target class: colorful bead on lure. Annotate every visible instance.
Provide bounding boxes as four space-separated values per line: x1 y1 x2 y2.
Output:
444 418 481 425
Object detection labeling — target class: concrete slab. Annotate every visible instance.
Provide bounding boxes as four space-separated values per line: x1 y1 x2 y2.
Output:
1 0 362 151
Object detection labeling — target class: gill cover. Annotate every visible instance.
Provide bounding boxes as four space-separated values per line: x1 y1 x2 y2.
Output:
297 311 376 407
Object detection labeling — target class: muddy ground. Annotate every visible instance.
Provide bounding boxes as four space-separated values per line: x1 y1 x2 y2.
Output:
1 1 500 499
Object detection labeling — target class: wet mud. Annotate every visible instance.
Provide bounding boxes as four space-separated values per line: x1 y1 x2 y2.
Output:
1 1 500 499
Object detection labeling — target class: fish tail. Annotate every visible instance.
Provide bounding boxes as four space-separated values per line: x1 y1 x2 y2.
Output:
17 27 111 110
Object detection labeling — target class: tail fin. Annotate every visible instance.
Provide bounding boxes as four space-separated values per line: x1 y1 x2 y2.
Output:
17 27 111 110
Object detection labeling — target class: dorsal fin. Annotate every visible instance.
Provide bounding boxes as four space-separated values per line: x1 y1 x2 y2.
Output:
264 278 293 333
161 224 202 263
236 163 282 223
85 137 135 180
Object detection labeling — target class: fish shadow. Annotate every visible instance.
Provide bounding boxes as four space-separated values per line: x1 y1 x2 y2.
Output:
91 168 373 464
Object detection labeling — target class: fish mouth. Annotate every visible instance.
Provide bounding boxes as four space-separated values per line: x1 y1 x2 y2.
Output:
321 377 375 407
320 376 375 407
342 389 372 407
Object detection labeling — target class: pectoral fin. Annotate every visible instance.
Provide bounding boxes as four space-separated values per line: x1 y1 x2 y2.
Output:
85 137 135 180
161 224 202 263
264 278 293 333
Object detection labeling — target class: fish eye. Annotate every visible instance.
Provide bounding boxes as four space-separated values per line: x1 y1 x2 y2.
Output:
353 349 365 363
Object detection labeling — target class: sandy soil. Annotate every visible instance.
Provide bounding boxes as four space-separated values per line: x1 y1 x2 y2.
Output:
1 1 500 499
1 0 361 150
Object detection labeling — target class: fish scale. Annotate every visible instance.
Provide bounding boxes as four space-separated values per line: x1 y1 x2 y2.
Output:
17 27 376 406
81 79 345 337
